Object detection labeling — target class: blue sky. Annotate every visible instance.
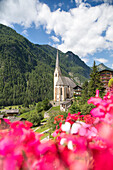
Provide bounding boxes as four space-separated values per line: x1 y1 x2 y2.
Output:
0 0 113 68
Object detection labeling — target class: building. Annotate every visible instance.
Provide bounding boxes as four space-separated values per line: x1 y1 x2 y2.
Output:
97 64 113 88
73 85 82 97
60 100 72 112
1 109 19 116
54 51 76 102
100 70 113 87
8 117 26 122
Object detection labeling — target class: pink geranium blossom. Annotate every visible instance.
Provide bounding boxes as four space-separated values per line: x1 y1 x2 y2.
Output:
1 90 113 169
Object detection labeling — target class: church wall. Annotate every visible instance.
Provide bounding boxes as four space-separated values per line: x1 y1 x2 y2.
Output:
54 85 75 101
64 86 68 100
54 87 57 101
61 86 65 101
70 87 75 98
54 51 75 102
57 86 60 101
54 67 61 101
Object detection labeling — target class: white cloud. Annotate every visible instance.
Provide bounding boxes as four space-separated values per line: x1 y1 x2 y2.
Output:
106 25 113 42
0 0 38 27
75 0 83 6
95 58 108 63
51 36 60 43
112 64 113 68
0 0 113 58
34 2 113 57
74 0 87 6
81 58 89 63
22 30 28 36
92 0 113 4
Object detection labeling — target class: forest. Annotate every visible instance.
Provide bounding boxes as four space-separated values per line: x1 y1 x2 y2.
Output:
0 24 91 106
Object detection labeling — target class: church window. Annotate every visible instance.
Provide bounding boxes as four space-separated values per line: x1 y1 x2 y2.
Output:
60 88 62 95
55 73 57 77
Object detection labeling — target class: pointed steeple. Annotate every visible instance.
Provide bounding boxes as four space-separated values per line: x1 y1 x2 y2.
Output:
56 50 59 68
54 50 61 76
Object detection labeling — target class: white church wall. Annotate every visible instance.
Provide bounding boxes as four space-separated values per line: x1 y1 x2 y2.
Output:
70 87 74 97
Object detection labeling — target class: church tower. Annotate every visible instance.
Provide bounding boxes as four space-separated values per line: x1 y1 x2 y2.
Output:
54 50 61 101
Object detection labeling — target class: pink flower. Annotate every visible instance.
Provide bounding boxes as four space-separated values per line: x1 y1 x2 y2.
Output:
71 121 97 139
88 90 102 106
90 105 106 118
61 122 71 133
52 125 61 137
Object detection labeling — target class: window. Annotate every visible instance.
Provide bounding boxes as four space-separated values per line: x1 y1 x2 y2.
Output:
60 88 62 95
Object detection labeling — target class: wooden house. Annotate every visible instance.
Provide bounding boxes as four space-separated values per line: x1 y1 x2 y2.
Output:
73 85 82 97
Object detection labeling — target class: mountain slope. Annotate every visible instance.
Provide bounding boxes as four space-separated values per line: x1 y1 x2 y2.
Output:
0 24 91 106
97 63 113 72
38 45 91 82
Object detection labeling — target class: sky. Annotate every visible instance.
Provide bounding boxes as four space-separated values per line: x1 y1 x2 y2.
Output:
0 0 113 68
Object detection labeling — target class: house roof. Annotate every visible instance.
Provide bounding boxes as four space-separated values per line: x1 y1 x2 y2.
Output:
56 76 76 88
73 85 82 89
99 69 113 73
60 100 71 105
5 109 19 114
8 116 26 122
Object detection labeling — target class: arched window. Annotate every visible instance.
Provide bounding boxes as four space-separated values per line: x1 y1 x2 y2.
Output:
60 88 62 95
55 73 57 77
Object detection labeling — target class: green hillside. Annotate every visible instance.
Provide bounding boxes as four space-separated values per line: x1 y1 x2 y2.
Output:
0 24 91 106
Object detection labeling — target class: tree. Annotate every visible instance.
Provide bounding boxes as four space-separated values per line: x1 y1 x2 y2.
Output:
81 81 89 104
68 101 81 114
108 78 113 88
81 102 95 115
42 98 50 111
88 61 104 97
27 111 43 126
36 102 43 113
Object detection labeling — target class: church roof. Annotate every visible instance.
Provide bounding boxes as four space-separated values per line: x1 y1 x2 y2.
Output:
56 76 76 88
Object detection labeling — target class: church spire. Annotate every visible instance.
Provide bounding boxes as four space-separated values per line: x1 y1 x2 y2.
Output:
54 49 61 76
56 50 59 68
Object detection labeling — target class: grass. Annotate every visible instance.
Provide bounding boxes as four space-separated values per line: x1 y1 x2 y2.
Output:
19 111 30 118
0 105 21 111
35 123 53 140
40 129 54 140
48 106 60 114
35 124 49 133
41 133 49 140
41 118 47 123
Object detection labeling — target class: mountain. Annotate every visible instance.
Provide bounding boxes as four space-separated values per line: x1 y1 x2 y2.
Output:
0 24 91 106
97 63 113 72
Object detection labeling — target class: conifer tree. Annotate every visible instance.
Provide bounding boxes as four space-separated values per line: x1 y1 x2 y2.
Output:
88 61 104 97
81 81 89 104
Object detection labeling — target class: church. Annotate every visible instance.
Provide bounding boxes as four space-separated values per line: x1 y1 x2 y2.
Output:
54 51 76 102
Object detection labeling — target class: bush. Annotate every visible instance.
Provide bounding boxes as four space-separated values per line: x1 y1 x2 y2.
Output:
108 78 113 87
81 102 95 115
47 111 68 130
27 111 44 126
68 101 81 114
36 102 43 113
42 98 50 111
